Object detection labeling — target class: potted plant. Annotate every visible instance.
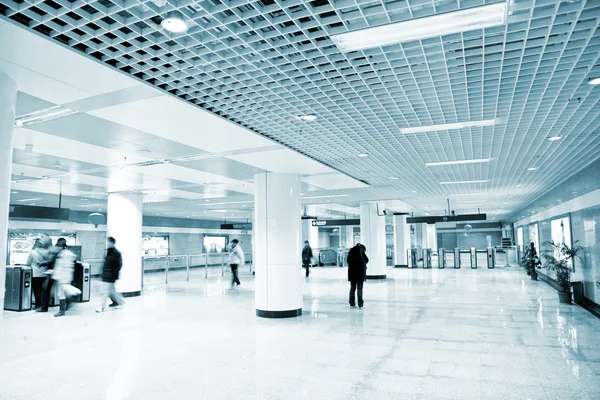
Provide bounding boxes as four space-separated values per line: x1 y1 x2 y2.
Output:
541 240 584 303
522 242 541 280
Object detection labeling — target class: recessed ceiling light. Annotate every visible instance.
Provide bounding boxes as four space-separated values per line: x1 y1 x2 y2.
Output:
400 119 498 134
331 2 507 52
527 167 537 171
161 11 188 33
411 190 417 193
358 153 369 157
17 197 42 202
426 158 491 167
30 203 36 205
516 184 523 187
11 191 17 194
389 177 399 180
548 136 562 141
589 77 600 85
440 180 487 185
295 114 317 122
205 199 210 202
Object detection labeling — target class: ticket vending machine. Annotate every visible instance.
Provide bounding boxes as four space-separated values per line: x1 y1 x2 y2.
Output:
4 266 32 311
422 249 432 269
470 248 477 269
454 248 461 269
72 262 91 302
487 247 494 269
438 248 446 269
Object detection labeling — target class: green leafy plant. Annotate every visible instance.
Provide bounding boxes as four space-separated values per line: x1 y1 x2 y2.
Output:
541 240 584 292
521 242 541 280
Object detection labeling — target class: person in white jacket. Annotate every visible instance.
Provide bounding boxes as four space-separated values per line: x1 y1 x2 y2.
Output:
228 239 244 289
51 241 81 317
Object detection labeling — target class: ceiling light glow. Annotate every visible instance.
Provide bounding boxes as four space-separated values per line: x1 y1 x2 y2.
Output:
331 3 507 52
358 153 369 157
302 194 349 200
527 167 537 171
400 119 498 134
389 177 399 180
589 77 600 85
548 136 562 141
440 180 487 185
426 158 491 167
296 114 317 122
161 11 188 33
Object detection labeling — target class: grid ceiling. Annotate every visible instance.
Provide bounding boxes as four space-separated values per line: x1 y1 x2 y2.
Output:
1 0 600 220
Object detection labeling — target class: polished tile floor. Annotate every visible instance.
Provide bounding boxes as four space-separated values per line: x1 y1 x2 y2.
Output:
2 265 600 400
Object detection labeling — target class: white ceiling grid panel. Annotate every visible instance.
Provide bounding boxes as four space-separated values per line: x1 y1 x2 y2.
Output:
0 0 598 220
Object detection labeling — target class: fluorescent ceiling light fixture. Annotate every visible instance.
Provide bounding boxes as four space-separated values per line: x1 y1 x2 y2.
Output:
357 153 369 157
548 136 562 141
16 198 42 202
527 167 537 171
14 106 77 128
426 158 491 167
440 180 487 185
589 78 600 85
161 11 188 33
516 184 523 187
389 177 400 180
448 192 484 197
331 3 507 52
400 119 498 134
302 194 349 200
296 114 317 122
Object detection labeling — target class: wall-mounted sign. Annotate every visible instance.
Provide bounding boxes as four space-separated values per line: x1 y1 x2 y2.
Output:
221 223 252 230
311 219 360 227
407 214 487 224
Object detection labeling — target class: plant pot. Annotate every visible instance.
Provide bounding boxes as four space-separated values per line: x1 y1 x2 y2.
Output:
558 291 572 304
530 274 537 281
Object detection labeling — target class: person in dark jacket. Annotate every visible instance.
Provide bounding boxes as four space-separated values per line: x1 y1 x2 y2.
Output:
301 241 313 278
347 243 369 308
96 237 125 313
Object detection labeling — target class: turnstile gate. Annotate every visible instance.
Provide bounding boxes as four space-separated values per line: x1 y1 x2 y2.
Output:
454 248 461 269
4 266 32 311
459 249 472 269
487 247 494 269
72 262 91 302
422 248 432 269
438 248 446 268
407 248 418 268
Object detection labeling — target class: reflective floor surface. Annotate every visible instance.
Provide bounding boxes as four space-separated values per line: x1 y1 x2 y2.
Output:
1 266 600 400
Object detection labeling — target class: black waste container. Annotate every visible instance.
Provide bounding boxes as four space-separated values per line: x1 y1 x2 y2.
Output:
4 266 33 311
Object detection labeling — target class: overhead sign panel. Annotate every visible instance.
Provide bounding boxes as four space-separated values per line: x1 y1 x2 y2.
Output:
221 223 252 230
311 219 360 227
9 205 70 221
407 214 487 224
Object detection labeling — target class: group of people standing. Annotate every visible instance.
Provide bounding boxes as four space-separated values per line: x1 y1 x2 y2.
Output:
301 241 370 308
28 236 80 317
27 235 124 316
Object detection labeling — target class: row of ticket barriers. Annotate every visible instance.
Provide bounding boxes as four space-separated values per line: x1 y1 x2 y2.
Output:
3 263 92 312
406 247 519 269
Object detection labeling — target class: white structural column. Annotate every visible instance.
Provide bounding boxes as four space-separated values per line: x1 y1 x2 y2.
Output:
301 218 319 249
107 192 143 296
360 203 387 279
0 72 17 340
254 173 302 318
345 226 355 248
393 215 411 267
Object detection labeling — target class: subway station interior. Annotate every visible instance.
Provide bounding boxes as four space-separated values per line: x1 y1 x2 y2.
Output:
0 0 600 399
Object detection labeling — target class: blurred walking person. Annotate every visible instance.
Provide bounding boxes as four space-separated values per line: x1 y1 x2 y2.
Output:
228 239 244 289
52 239 81 317
302 241 313 278
27 236 51 310
347 243 369 308
96 237 125 313
37 237 66 312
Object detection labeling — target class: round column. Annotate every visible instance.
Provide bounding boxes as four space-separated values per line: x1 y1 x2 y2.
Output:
254 173 302 318
107 192 143 297
0 72 17 341
360 202 387 279
393 215 410 267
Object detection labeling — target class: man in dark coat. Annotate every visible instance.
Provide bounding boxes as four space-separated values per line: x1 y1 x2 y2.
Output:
347 243 369 308
96 237 125 313
301 241 313 278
